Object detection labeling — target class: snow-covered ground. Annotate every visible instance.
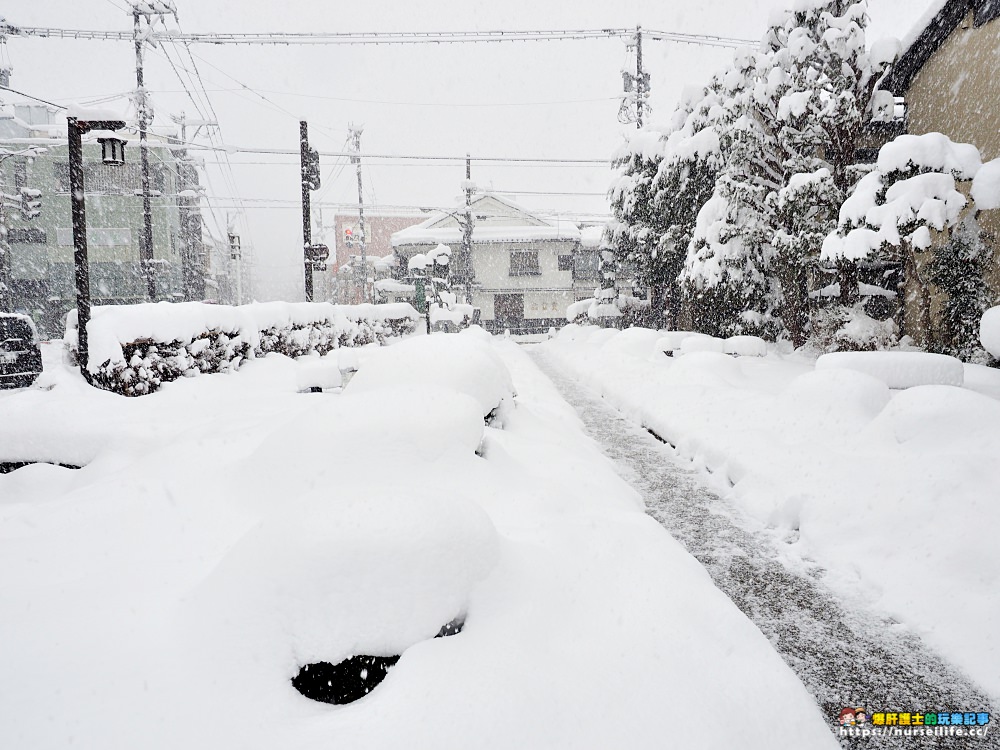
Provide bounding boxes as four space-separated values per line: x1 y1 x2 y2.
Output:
0 333 837 749
541 325 1000 703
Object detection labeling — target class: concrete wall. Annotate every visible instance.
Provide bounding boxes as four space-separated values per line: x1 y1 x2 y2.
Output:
899 11 1000 344
905 10 1000 161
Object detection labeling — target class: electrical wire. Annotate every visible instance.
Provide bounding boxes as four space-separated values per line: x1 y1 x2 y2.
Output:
2 24 755 48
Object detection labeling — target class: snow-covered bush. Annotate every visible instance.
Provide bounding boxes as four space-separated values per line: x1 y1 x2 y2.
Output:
929 217 994 363
822 133 982 346
809 302 899 352
66 301 420 396
816 350 964 388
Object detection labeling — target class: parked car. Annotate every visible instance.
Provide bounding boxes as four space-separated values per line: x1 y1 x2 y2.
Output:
0 313 43 389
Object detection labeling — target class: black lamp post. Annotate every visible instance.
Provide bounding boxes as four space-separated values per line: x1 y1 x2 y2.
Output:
68 116 126 376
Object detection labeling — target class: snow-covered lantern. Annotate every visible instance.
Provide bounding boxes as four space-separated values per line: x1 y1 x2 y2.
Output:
98 134 127 165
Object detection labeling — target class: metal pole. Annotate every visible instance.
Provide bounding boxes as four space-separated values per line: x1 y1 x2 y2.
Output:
0 198 10 313
134 10 156 300
635 25 644 129
300 120 313 302
68 117 91 375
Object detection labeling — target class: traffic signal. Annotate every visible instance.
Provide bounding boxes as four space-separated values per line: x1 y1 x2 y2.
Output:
344 227 354 248
20 188 41 221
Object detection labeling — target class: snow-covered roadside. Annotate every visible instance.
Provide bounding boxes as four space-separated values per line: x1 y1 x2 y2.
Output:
541 325 1000 702
1 333 836 749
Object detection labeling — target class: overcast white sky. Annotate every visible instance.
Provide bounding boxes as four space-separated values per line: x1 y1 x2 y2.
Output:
6 0 933 299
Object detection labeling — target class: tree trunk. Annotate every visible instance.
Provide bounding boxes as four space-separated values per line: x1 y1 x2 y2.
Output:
837 260 860 307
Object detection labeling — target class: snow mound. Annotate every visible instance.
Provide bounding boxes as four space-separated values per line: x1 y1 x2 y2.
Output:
972 158 1000 211
679 335 726 355
598 327 663 360
816 351 964 388
347 334 515 417
981 306 1000 359
654 331 707 355
724 335 767 357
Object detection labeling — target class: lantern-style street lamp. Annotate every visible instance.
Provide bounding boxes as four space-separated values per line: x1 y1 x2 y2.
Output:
68 116 126 377
98 134 127 165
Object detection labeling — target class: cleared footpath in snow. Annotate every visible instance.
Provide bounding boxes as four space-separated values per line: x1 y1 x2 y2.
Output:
529 344 999 749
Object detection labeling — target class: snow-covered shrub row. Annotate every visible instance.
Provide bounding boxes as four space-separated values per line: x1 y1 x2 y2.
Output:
66 301 420 396
816 350 964 389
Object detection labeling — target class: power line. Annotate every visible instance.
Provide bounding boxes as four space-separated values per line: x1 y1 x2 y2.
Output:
2 23 754 48
0 85 66 109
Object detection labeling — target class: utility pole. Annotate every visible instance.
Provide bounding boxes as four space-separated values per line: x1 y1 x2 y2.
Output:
300 120 312 301
462 153 474 303
635 25 645 129
297 122 325 302
133 6 156 301
349 126 368 303
172 112 209 301
618 25 650 128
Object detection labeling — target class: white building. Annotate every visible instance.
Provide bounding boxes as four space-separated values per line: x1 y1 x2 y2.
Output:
391 194 594 333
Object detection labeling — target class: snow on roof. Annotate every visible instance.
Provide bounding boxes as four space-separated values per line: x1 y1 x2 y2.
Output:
391 193 580 247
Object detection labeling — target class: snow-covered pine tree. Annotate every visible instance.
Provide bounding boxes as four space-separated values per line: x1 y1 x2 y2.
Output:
680 44 785 339
606 129 666 327
929 215 994 362
773 168 842 345
821 132 982 346
649 83 725 329
683 0 898 343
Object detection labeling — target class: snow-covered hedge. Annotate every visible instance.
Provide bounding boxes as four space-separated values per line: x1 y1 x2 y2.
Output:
815 351 964 389
65 301 420 396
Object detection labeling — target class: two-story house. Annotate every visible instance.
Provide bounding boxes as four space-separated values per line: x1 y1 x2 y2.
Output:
391 194 583 333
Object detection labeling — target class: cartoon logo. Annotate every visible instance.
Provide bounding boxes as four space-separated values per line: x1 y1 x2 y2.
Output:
839 708 857 726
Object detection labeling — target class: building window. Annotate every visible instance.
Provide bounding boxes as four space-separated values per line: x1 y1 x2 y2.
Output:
558 254 573 271
510 250 540 276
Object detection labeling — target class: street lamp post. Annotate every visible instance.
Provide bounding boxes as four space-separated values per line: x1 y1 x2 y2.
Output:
68 116 126 376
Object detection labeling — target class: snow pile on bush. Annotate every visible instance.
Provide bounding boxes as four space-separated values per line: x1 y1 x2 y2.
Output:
981 306 1000 360
566 287 623 323
65 301 419 396
822 133 981 262
816 351 964 388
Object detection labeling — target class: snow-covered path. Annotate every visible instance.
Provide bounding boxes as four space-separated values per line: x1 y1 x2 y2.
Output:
529 346 999 748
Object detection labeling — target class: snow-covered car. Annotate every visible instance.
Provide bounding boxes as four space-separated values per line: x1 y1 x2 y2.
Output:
0 314 42 389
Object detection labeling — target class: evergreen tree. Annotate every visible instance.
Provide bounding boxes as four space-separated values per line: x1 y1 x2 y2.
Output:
822 132 982 346
929 216 994 361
